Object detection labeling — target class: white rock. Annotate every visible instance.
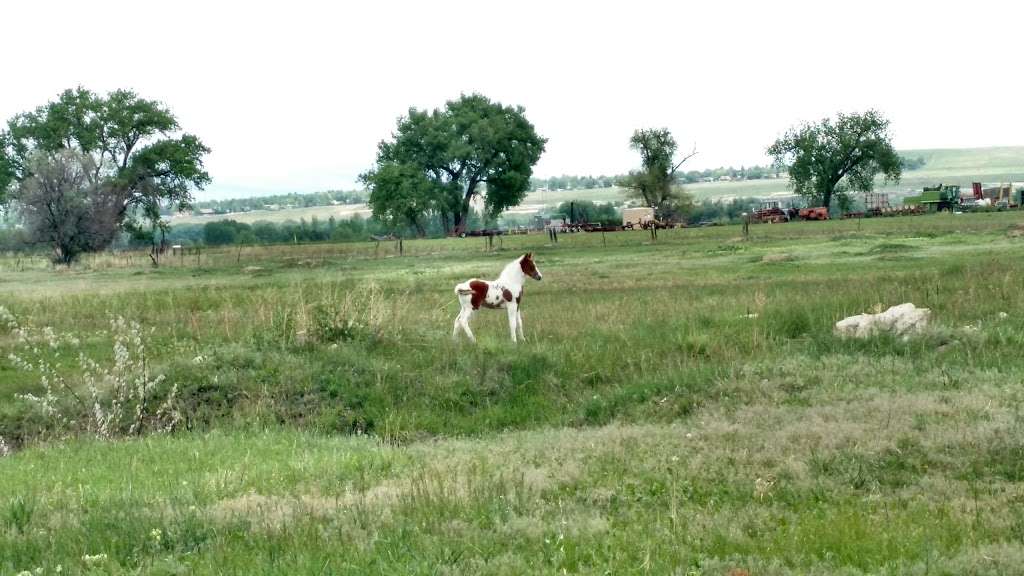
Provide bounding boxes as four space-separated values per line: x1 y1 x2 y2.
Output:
835 303 931 338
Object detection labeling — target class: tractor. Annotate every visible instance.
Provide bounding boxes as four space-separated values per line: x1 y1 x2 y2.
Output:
752 201 789 223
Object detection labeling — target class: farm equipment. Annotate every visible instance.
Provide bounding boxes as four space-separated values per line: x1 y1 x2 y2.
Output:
460 228 504 238
639 218 677 230
752 201 790 223
797 207 830 220
992 183 1016 208
962 182 1017 209
903 184 961 212
864 193 892 216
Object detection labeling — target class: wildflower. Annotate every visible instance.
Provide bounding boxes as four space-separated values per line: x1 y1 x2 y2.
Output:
82 553 107 564
754 476 776 500
0 306 19 331
150 528 163 543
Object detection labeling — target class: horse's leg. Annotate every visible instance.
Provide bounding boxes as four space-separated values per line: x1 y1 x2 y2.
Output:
453 294 477 343
462 310 476 343
517 309 525 341
457 306 476 343
452 308 464 340
506 304 518 343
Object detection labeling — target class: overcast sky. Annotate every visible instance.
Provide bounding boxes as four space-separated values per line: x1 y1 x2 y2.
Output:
4 0 1022 200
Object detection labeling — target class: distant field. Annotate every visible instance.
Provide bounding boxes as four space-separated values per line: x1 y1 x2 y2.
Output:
170 203 371 225
167 147 1024 225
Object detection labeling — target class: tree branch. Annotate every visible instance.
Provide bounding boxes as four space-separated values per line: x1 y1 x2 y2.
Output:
670 145 698 176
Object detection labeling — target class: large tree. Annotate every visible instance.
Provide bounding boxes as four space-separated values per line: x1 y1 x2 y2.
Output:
767 110 901 212
14 150 123 264
619 128 697 220
0 87 210 258
361 94 546 235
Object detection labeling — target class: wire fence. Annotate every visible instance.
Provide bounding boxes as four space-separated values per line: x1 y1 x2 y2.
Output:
1 210 1021 274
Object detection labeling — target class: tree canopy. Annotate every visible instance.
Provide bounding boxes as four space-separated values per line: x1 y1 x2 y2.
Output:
0 87 210 258
619 128 696 221
767 110 902 212
361 93 546 235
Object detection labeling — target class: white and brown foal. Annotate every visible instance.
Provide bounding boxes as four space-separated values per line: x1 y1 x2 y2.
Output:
453 253 543 343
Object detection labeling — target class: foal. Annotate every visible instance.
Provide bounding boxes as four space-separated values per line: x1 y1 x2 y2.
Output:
453 253 543 343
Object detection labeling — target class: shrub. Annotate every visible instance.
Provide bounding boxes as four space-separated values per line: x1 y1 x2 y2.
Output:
7 312 181 442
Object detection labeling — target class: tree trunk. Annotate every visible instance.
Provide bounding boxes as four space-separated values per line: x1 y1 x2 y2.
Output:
821 187 833 214
408 213 426 238
453 196 473 235
452 181 479 236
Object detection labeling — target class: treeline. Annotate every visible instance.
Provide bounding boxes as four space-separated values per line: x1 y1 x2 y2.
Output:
159 210 493 248
529 175 619 191
549 201 621 225
526 157 926 193
678 164 781 183
529 165 784 191
688 198 762 222
512 199 763 228
168 190 367 216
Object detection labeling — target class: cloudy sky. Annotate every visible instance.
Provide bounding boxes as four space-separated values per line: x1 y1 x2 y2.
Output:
4 0 1022 200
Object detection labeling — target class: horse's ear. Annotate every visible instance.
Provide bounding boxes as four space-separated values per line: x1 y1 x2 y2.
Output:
525 252 533 259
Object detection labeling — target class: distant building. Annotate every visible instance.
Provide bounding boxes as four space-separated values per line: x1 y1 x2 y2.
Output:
622 207 655 227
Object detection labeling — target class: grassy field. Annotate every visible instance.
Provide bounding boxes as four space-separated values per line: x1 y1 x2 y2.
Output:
3 211 1024 574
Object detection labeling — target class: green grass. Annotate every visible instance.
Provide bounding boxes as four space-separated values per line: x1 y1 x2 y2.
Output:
2 211 1024 573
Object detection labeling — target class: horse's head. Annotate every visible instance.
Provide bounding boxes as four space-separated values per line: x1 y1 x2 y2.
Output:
520 252 542 281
